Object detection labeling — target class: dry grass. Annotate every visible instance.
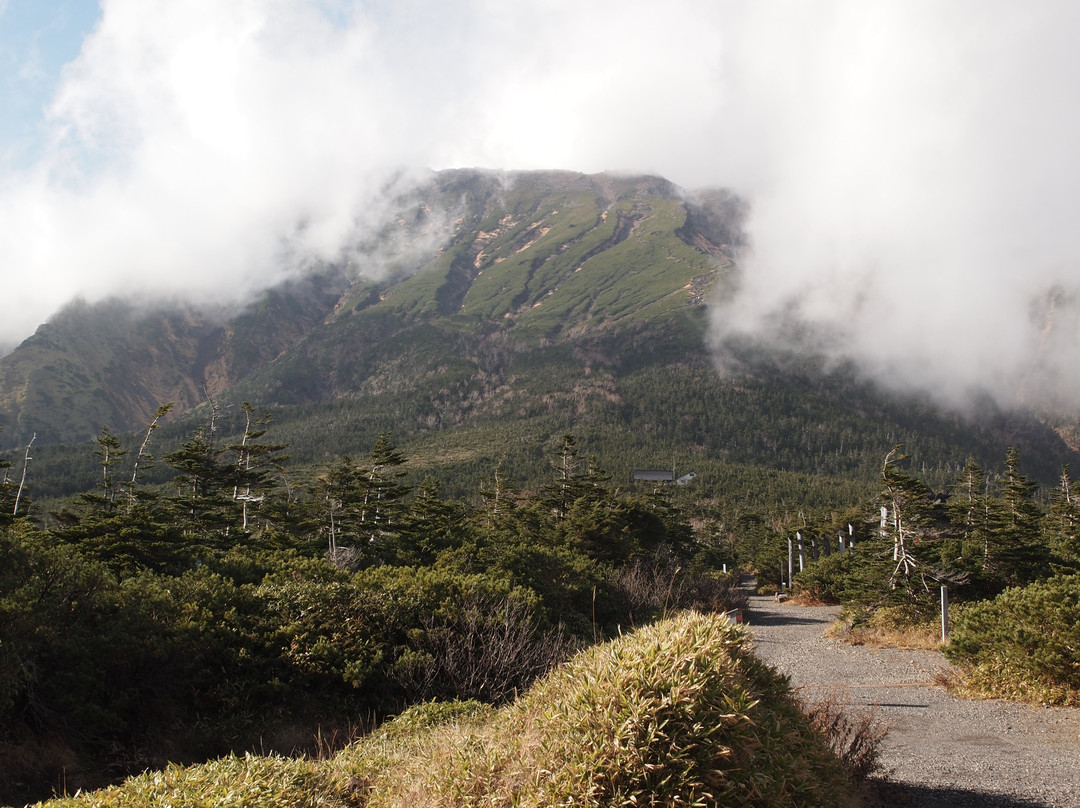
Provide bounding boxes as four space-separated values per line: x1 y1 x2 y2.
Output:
328 612 859 808
827 605 943 651
32 613 875 808
799 688 892 784
942 662 1080 708
786 591 833 607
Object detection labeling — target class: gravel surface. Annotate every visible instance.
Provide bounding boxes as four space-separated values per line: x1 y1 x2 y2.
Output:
744 592 1080 808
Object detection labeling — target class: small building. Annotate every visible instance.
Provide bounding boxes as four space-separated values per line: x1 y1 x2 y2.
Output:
633 469 676 482
676 471 697 485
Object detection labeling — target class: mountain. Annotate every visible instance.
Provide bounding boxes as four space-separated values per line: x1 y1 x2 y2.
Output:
1 168 1077 501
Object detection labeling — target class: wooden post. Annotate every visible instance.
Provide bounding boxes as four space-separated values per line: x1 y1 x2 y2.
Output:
811 536 819 563
822 532 832 557
796 530 805 572
941 585 949 643
788 536 794 587
838 531 847 554
847 523 856 554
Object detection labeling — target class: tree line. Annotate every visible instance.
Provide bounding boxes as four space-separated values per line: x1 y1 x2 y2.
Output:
0 414 745 804
787 445 1080 611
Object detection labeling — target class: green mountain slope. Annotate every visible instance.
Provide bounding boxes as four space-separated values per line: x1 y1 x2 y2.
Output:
1 168 1076 504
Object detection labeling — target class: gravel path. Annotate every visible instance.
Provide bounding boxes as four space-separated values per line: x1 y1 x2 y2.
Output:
744 592 1080 808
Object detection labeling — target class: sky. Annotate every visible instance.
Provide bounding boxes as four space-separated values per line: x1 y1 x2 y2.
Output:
2 0 1080 410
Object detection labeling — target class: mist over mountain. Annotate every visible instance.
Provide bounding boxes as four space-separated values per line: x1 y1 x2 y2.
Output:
5 2 1080 419
2 169 1077 498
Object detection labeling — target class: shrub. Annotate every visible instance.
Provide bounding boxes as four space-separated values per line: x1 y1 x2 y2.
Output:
792 552 891 605
944 574 1080 705
801 689 890 783
29 613 873 808
603 547 749 627
37 753 333 808
330 611 860 807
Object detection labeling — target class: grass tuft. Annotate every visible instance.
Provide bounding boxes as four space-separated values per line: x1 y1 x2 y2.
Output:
31 613 870 808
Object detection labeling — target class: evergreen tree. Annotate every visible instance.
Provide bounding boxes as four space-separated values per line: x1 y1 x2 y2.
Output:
393 477 470 565
946 458 993 577
986 448 1049 587
226 403 289 533
0 428 13 525
313 455 361 562
877 446 952 597
541 434 595 522
52 425 184 575
356 432 410 556
1045 465 1080 572
93 426 129 510
124 403 173 513
164 427 241 543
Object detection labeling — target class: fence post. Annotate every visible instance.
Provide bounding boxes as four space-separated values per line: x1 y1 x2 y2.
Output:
941 585 949 643
797 530 806 572
788 536 794 588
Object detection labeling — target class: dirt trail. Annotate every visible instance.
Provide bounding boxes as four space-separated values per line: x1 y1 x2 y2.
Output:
744 592 1080 808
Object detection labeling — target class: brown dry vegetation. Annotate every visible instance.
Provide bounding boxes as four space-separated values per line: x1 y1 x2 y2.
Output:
35 612 877 808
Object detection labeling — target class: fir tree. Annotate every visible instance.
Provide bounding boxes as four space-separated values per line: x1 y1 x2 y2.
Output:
987 448 1049 587
1045 465 1080 572
226 403 289 533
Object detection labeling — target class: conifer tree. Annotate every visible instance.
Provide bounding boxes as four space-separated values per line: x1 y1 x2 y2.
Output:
124 403 173 512
877 446 953 597
986 448 1049 587
357 432 409 549
394 476 469 565
314 455 360 562
93 426 129 510
227 403 289 532
946 458 993 575
541 434 596 522
1045 464 1080 572
164 426 241 543
0 428 13 524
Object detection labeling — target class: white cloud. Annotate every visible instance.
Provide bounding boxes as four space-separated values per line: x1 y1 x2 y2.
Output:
708 0 1080 409
2 0 1080 411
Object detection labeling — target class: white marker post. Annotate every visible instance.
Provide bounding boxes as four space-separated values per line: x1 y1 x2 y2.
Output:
941 585 949 643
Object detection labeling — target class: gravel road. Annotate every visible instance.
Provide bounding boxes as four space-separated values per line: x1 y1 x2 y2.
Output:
744 592 1080 808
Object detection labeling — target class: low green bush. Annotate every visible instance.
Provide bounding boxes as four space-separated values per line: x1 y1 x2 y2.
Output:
792 553 864 603
944 574 1080 705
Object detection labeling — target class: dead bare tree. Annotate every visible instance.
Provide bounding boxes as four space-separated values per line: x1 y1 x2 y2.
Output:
126 403 173 512
12 433 35 517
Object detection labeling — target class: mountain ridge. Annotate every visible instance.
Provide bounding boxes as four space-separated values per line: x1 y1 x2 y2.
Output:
1 168 1077 498
0 169 737 449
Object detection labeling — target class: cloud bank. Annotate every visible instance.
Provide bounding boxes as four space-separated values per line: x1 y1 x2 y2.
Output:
1 0 1080 411
709 1 1080 411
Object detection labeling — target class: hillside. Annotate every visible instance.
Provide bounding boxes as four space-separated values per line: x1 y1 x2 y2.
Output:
1 168 1077 502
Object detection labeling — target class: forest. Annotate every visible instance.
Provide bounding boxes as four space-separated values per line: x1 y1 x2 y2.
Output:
0 417 745 804
2 396 1079 805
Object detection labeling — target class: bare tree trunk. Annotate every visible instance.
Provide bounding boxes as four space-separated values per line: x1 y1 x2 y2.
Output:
12 433 35 517
128 403 172 512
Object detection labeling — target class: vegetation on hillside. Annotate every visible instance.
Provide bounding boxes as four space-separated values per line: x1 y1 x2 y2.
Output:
785 447 1080 703
33 614 864 808
0 425 749 805
2 167 1078 804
